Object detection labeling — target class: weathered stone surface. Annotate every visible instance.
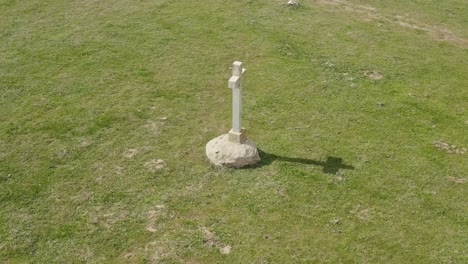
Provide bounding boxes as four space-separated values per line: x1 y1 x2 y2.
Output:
206 134 260 168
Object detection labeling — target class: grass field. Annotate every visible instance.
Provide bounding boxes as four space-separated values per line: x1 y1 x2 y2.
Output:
1 0 467 262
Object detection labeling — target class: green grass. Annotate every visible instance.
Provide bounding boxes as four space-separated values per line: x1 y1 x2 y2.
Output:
1 0 467 262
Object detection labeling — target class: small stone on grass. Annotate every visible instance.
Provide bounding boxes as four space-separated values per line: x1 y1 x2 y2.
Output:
287 0 300 6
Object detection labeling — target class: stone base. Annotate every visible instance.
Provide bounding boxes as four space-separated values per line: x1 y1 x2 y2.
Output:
206 134 260 169
228 128 246 143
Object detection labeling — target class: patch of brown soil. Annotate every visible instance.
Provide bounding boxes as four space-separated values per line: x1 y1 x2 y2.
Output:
363 70 384 80
202 227 232 254
434 141 466 155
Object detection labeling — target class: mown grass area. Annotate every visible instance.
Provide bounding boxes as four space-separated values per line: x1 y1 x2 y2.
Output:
1 0 467 262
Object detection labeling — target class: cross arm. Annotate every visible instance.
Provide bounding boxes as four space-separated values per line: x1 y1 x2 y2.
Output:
228 75 241 89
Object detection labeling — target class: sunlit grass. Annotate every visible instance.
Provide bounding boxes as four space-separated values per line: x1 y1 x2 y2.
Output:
1 0 467 262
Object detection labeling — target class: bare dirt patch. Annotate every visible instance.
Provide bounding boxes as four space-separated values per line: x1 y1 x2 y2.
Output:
122 148 138 159
363 70 384 80
202 227 232 254
79 139 92 148
144 159 166 172
434 141 466 155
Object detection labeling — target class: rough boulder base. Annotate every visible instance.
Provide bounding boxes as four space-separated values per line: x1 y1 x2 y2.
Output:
206 134 260 168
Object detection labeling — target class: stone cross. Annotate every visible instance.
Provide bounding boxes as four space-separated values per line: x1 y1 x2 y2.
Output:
205 61 260 168
228 61 247 143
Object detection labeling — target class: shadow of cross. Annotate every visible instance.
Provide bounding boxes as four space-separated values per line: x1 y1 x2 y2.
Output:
255 150 355 175
322 156 355 174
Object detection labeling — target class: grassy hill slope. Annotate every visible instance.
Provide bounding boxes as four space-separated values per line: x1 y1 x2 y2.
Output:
1 0 467 262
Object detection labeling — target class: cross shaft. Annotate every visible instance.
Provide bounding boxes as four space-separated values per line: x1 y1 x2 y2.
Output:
228 61 246 143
